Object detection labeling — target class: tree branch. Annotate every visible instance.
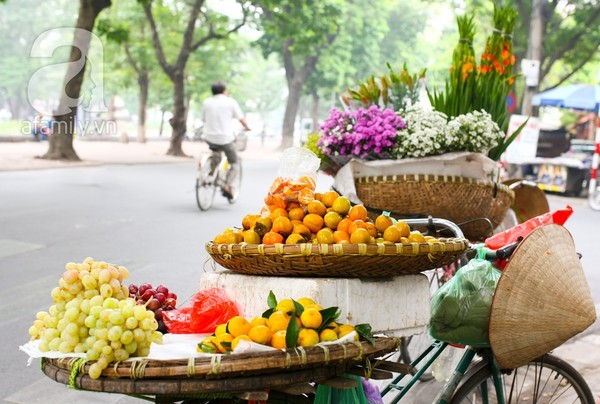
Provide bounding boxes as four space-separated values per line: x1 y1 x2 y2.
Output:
177 0 204 66
141 2 174 77
124 43 141 76
543 41 600 91
541 7 600 78
190 4 249 51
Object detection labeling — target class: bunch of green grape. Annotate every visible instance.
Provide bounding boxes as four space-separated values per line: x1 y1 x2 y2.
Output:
28 258 163 379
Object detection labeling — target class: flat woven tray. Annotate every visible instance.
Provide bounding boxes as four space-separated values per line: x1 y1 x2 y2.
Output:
355 174 514 241
42 338 399 395
205 239 469 277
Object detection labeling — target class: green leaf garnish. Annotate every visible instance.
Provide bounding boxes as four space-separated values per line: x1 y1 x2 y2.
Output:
355 323 376 344
317 306 341 334
267 290 277 309
286 312 300 348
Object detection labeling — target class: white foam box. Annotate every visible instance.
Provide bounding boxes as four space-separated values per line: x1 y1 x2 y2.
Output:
198 271 430 337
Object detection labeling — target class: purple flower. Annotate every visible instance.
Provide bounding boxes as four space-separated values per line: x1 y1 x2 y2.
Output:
317 106 404 159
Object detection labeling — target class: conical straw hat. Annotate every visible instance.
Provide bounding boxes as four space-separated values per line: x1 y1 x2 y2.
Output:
489 223 596 369
502 179 550 223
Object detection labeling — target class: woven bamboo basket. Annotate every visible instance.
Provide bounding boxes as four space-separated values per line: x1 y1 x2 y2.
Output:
205 238 469 277
354 174 514 241
42 338 399 395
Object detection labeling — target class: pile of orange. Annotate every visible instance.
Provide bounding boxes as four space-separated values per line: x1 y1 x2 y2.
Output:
213 189 439 245
197 296 356 353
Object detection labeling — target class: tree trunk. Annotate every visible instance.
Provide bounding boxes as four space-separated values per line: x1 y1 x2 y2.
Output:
167 70 187 156
281 80 303 150
311 89 319 133
137 73 148 143
42 0 111 160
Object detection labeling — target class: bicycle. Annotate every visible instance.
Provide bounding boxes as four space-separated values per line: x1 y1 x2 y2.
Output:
195 146 243 211
379 217 594 403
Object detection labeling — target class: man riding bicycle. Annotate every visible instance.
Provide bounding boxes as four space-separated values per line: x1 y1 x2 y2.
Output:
202 81 251 199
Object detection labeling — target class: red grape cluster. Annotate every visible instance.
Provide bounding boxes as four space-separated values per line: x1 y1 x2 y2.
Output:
129 283 177 333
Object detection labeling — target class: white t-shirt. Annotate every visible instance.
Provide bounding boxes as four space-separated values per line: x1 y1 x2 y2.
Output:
202 94 244 145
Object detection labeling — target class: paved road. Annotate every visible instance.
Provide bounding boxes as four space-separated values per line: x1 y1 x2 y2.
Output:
1 140 598 403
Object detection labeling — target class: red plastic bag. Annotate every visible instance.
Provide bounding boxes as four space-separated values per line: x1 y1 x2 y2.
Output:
485 205 573 250
163 288 240 334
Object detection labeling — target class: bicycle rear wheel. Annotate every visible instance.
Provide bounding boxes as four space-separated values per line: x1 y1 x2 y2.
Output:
196 158 218 211
450 354 595 403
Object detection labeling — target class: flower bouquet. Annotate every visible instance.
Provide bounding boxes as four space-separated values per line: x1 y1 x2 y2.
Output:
304 4 521 239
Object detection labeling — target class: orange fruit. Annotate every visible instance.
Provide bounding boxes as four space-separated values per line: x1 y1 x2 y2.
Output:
336 218 353 234
222 231 243 244
297 328 319 347
271 330 287 349
316 228 335 244
303 213 324 233
300 308 323 329
248 325 273 345
313 192 323 202
408 231 426 243
348 205 368 222
350 228 371 244
365 222 378 238
214 333 234 353
269 207 288 220
285 234 305 244
307 200 327 216
319 328 338 342
395 221 411 238
241 214 261 230
375 215 393 233
243 230 262 244
262 231 284 245
250 317 269 328
400 237 410 243
383 226 402 243
333 230 350 244
323 211 343 230
321 191 340 207
272 216 293 235
348 220 367 235
297 297 316 308
337 324 358 340
288 207 305 221
253 217 272 236
331 196 351 215
268 311 290 333
292 223 311 238
227 316 251 337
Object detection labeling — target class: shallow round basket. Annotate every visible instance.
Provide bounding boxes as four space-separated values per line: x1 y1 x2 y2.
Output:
489 224 596 369
354 174 514 241
205 239 469 277
42 338 399 395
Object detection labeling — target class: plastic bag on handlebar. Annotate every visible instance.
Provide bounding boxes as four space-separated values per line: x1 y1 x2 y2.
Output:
263 147 320 213
484 205 573 250
430 248 501 347
162 288 240 334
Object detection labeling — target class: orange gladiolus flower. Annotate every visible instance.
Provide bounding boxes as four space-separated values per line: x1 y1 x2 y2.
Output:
501 49 511 61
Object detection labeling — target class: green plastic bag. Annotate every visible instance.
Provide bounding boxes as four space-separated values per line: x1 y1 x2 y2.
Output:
314 375 369 404
430 249 502 347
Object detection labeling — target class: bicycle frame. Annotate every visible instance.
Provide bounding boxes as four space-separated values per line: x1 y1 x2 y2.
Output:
382 342 506 404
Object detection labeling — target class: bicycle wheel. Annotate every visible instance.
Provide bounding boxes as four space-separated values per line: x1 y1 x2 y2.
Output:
196 157 218 211
450 354 595 403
